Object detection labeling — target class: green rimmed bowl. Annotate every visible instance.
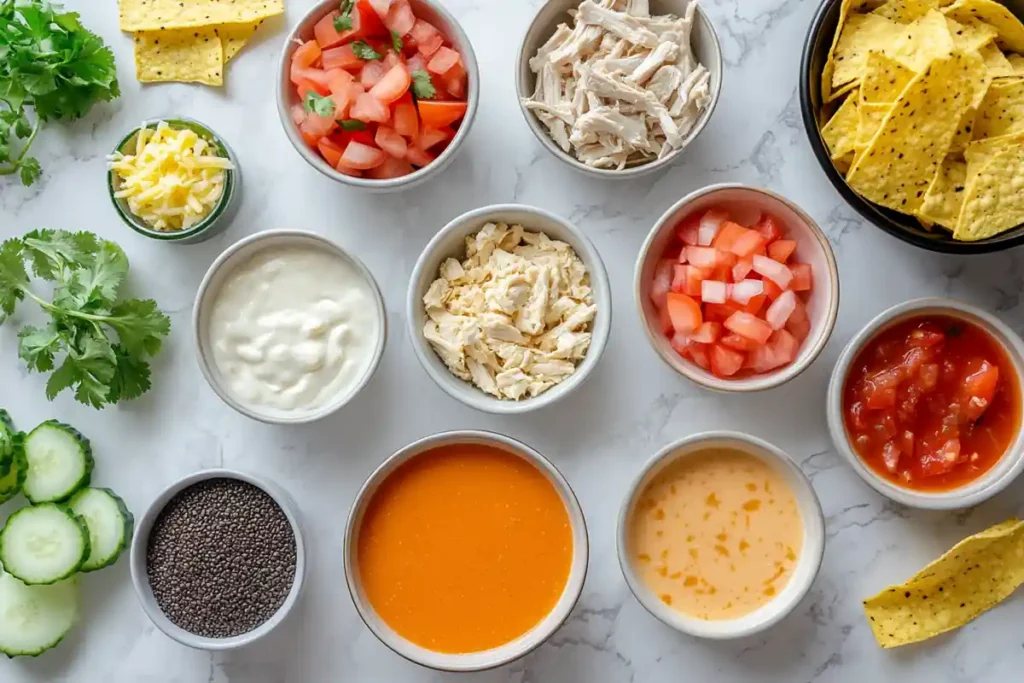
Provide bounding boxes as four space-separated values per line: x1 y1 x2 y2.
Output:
107 118 241 245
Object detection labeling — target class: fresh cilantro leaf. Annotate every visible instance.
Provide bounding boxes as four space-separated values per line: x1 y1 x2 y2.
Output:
18 157 40 185
303 90 336 118
333 13 353 31
18 323 60 373
22 229 95 280
107 344 152 403
105 299 172 358
0 239 28 317
391 30 403 53
411 69 436 99
340 119 367 131
351 40 381 60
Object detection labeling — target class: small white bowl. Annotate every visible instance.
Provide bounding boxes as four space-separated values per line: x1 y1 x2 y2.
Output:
343 430 589 671
193 230 387 424
826 298 1024 510
515 0 723 178
635 184 840 392
617 431 825 639
407 204 611 414
129 469 307 651
277 0 479 192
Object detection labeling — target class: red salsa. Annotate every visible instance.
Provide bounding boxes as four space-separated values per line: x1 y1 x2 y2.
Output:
842 315 1021 491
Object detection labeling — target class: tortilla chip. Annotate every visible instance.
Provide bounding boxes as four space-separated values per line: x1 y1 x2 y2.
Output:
874 0 941 23
134 28 223 86
943 0 1024 52
120 0 284 32
917 156 968 228
834 150 857 175
981 42 1016 77
956 145 1024 240
835 10 958 87
826 79 862 103
856 101 893 147
832 14 906 87
217 20 264 63
824 0 881 101
860 51 915 103
964 131 1024 180
946 15 999 52
1009 53 1024 74
863 519 1024 648
846 51 980 213
974 78 1024 138
950 106 979 152
822 94 861 160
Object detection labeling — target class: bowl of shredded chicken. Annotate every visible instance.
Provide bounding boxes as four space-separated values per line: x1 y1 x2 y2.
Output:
517 0 722 176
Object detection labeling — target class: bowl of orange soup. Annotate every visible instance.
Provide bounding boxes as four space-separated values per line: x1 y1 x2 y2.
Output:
617 431 824 639
344 430 588 671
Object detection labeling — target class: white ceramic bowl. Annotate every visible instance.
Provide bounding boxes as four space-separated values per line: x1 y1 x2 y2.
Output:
617 431 825 639
635 184 840 392
343 430 589 671
276 0 479 192
515 0 723 178
193 230 387 424
407 204 611 414
129 469 307 651
826 298 1024 510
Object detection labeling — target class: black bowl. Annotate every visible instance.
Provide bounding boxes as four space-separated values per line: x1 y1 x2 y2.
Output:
799 0 1024 254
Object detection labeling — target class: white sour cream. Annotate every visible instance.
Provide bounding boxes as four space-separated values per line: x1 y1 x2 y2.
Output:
208 245 381 414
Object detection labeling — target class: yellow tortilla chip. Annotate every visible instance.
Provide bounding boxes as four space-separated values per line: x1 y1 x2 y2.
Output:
964 131 1024 183
826 79 861 103
860 51 915 103
832 14 905 87
856 101 892 147
134 28 223 86
980 42 1016 77
943 0 1024 52
863 519 1024 648
874 0 940 23
949 106 978 152
847 51 981 213
974 78 1024 138
946 15 999 52
1009 53 1024 74
824 0 882 101
834 10 956 87
956 145 1024 240
917 156 968 228
217 20 264 63
119 0 284 32
821 94 861 160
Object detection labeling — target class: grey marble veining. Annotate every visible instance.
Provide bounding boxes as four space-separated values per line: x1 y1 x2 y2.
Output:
3 0 1024 681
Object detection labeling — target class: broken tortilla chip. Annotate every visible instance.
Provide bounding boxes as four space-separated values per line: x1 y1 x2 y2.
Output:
946 15 999 52
981 41 1016 76
218 20 264 63
956 144 1024 240
860 51 915 103
917 156 968 228
873 0 941 24
134 28 224 86
821 94 861 161
823 0 883 101
120 0 284 32
943 0 1024 52
974 78 1024 138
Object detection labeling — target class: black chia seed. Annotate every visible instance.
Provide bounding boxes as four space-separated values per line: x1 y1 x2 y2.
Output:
146 478 297 638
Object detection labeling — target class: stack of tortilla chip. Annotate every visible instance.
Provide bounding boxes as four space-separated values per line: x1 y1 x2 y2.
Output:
818 0 1024 241
119 0 285 86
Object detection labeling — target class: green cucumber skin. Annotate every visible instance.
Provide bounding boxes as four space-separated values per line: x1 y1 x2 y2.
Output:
0 573 79 658
0 504 90 585
0 409 16 479
0 450 27 505
69 488 134 572
23 420 94 504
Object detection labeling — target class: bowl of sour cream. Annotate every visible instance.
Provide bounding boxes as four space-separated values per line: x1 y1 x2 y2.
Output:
193 230 387 424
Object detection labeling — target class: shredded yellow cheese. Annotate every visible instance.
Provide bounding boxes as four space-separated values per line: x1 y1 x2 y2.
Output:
108 121 233 232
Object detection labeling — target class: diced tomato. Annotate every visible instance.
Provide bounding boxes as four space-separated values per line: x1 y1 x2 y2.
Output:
762 278 784 300
704 302 740 323
743 294 767 315
317 136 345 167
292 65 332 93
416 100 468 128
296 79 324 100
352 0 390 37
724 311 772 345
367 156 415 178
785 299 810 341
300 113 336 141
753 214 783 243
689 344 711 371
314 11 346 49
765 290 797 330
721 333 758 352
677 213 701 246
374 125 408 158
657 305 673 335
729 229 765 258
789 263 812 291
406 146 436 167
732 258 753 281
367 0 391 17
711 221 747 251
417 126 451 150
322 44 364 71
360 61 388 89
768 329 798 365
685 246 718 269
290 103 306 126
410 19 445 57
690 322 722 344
326 68 355 95
863 366 904 410
908 325 945 348
335 161 364 177
384 0 416 36
961 359 999 421
752 255 793 289
427 46 461 76
881 441 901 472
681 265 705 297
669 264 687 294
768 240 797 263
292 40 322 68
698 209 730 246
392 97 419 140
651 260 674 307
369 63 411 103
711 345 745 378
406 52 428 74
670 333 692 357
350 92 390 122
340 141 387 169
442 62 467 98
665 293 703 335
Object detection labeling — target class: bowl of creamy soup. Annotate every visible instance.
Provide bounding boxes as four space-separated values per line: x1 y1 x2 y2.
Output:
617 431 824 639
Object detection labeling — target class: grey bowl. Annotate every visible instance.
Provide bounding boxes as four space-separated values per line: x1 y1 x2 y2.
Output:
515 0 723 179
276 0 480 192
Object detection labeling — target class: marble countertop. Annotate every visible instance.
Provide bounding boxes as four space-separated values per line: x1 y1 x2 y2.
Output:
4 0 1024 681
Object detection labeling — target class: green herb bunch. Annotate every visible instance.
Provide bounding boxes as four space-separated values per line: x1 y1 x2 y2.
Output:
0 231 171 409
0 0 120 185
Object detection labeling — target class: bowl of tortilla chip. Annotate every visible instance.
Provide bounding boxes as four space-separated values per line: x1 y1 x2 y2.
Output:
800 0 1024 253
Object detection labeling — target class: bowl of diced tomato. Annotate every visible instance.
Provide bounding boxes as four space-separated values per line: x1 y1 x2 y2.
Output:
827 298 1024 510
635 184 839 392
278 0 478 189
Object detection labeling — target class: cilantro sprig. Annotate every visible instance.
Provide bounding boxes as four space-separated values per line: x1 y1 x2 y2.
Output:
0 1 119 186
411 70 436 99
0 230 171 409
340 119 367 131
333 0 355 31
351 40 381 60
304 91 336 118
390 30 403 53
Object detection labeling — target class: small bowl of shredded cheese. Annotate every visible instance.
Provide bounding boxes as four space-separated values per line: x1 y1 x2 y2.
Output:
107 119 239 244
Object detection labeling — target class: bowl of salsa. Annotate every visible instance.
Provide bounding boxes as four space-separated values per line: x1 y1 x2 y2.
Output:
827 298 1024 509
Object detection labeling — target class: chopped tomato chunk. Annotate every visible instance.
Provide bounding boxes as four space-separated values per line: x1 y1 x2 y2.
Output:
367 156 415 178
374 125 408 158
665 293 703 335
292 40 322 68
406 146 436 167
360 61 388 89
340 141 387 169
651 260 674 308
710 220 746 251
410 19 445 56
711 345 745 377
768 240 796 263
427 46 461 75
317 137 345 167
350 92 390 122
753 214 783 243
392 98 419 140
417 126 451 150
384 0 416 36
789 263 812 291
416 100 468 128
322 44 364 71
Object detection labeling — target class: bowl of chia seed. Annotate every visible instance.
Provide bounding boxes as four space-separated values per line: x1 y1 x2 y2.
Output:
129 470 305 650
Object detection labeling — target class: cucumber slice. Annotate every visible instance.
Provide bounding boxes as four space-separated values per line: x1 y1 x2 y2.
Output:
22 421 93 504
0 409 17 478
0 570 78 657
0 504 89 585
0 450 26 505
68 488 134 572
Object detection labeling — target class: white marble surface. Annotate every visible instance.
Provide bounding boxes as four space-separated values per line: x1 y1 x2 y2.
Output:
3 0 1024 681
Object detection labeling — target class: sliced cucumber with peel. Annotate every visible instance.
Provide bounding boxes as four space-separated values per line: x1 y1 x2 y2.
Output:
0 450 27 505
0 504 89 584
0 570 78 657
68 488 133 572
0 409 18 478
22 421 93 504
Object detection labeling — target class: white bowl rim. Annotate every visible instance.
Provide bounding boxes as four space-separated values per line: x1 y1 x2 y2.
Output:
343 429 590 671
634 182 841 393
616 430 825 640
514 0 723 178
406 203 612 414
192 229 387 425
825 297 1024 510
275 0 480 192
128 468 307 651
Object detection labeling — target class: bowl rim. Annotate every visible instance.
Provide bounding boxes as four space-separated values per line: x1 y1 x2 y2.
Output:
275 0 480 192
798 0 1024 254
342 429 590 672
406 203 612 414
825 297 1024 509
128 468 307 651
633 183 840 393
514 0 724 179
615 430 825 639
191 229 387 424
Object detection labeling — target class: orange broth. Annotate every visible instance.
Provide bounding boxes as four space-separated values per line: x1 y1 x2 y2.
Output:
356 443 573 654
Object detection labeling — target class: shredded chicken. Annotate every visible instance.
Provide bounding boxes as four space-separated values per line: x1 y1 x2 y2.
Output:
522 0 711 169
